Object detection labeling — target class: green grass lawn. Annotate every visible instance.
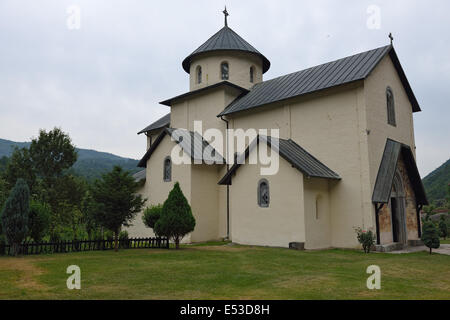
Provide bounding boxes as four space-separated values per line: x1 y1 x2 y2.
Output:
0 243 449 300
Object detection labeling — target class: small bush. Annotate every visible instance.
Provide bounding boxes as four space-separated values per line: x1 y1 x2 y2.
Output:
355 227 376 253
119 230 129 240
104 230 114 241
142 204 163 235
438 216 448 240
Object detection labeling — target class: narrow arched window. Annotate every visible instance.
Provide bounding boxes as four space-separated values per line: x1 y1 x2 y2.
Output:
258 179 270 208
250 66 255 83
315 195 322 220
386 87 396 126
196 66 202 84
163 156 171 182
221 62 229 80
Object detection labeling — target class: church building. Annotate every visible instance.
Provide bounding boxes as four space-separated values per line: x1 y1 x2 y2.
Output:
127 10 428 250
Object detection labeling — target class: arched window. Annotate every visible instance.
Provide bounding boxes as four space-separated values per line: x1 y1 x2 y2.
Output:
386 87 396 126
250 66 255 83
315 195 322 220
196 66 202 84
163 156 171 182
258 179 270 208
221 62 229 80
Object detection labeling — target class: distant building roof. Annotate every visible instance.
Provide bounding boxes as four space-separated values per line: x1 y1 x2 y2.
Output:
138 113 170 135
219 45 420 117
182 26 271 74
372 138 428 205
132 169 146 182
137 128 225 168
218 135 341 185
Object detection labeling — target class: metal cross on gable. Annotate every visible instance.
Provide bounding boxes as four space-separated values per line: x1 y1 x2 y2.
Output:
389 32 394 45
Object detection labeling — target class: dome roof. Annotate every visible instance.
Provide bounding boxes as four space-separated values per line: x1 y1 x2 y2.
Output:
182 26 271 74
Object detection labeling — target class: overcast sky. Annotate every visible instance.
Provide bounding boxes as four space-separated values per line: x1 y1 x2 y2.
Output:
0 0 448 176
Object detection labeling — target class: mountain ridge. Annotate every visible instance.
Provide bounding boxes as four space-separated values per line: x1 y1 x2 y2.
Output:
0 138 140 180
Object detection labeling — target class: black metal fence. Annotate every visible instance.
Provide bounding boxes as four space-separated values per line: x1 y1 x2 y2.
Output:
0 237 169 256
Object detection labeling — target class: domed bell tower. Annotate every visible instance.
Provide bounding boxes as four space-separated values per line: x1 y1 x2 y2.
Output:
182 7 271 91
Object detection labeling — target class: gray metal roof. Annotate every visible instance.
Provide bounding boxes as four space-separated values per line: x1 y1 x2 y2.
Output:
219 45 421 116
372 139 428 205
166 128 225 164
138 128 225 168
160 81 248 107
132 169 146 182
266 136 341 180
138 113 170 135
218 135 340 185
182 26 270 74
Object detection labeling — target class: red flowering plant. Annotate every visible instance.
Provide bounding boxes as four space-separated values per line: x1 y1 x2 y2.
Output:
354 227 376 253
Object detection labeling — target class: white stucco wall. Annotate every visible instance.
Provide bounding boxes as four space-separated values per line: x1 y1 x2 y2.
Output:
229 148 305 248
303 177 332 250
229 83 370 248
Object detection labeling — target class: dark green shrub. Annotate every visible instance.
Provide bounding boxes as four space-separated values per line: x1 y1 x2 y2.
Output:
142 204 163 235
422 221 440 254
155 182 195 249
1 179 30 255
0 234 6 255
28 200 51 242
104 230 114 241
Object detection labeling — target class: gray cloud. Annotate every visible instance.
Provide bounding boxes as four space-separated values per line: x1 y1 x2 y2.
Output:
0 0 448 176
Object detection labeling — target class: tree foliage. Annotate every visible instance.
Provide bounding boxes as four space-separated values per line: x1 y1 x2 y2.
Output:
4 147 36 193
28 200 51 242
1 179 30 255
29 127 77 184
422 221 440 254
142 204 162 235
155 182 195 249
92 166 145 251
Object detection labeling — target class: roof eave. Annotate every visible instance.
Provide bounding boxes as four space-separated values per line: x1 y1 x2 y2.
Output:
160 81 249 107
182 50 271 74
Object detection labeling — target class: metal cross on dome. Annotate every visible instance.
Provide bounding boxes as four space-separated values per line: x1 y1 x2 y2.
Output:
223 6 229 27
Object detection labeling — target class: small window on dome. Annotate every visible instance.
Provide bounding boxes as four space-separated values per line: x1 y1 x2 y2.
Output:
221 62 229 80
250 66 255 83
196 66 202 84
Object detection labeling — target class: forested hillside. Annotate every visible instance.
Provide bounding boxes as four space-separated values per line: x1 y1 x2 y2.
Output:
0 138 140 180
423 158 450 205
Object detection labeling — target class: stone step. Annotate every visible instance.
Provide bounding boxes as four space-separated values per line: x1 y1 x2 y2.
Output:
375 242 405 252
